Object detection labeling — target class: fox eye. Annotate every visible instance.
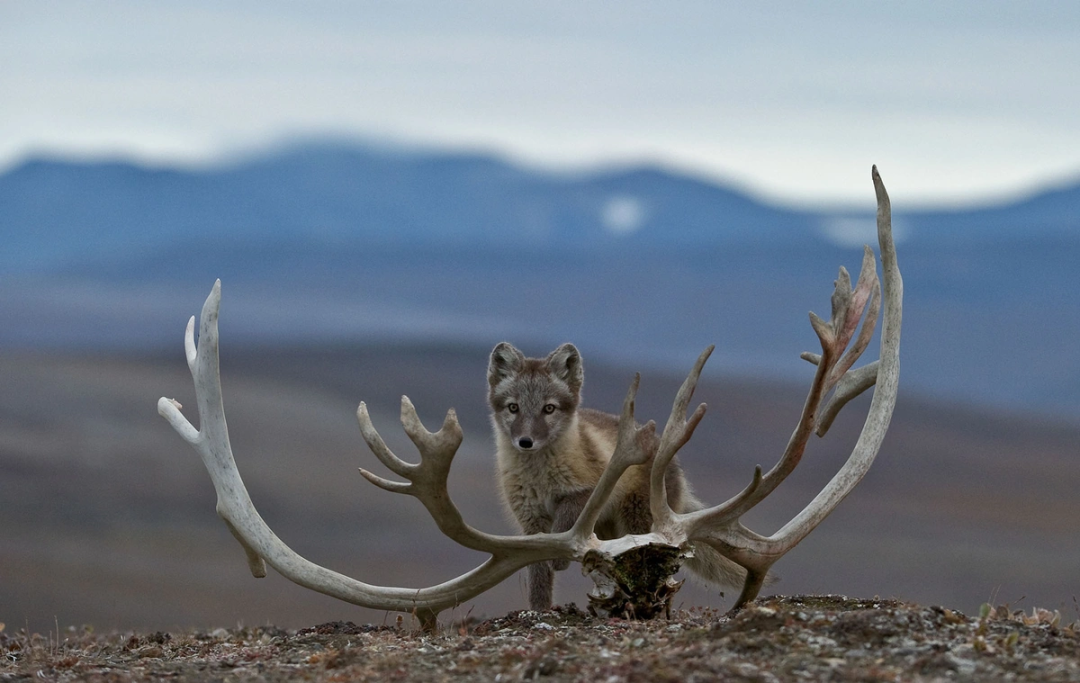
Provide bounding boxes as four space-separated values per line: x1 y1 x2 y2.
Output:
543 404 557 414
507 403 519 414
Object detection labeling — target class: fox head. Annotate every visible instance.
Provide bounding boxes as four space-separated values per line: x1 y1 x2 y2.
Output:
488 342 583 453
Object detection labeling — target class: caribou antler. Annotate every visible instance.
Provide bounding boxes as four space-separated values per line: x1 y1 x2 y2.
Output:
158 303 660 628
647 165 901 610
158 165 901 625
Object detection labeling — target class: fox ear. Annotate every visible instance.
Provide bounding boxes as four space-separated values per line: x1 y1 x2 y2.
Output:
489 342 525 388
546 343 583 394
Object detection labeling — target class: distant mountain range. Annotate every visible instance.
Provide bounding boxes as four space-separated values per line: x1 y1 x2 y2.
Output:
0 142 816 275
0 141 1077 418
2 141 1078 275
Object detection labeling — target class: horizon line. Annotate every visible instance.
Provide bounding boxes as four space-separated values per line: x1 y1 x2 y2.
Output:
2 133 1078 214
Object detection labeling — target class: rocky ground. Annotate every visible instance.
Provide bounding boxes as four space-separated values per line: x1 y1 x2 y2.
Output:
3 596 1079 682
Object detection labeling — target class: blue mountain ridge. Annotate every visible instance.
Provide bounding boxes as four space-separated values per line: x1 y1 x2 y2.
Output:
4 140 1078 276
0 142 825 275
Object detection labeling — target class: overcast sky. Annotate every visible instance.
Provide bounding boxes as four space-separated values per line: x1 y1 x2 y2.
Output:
2 1 1079 207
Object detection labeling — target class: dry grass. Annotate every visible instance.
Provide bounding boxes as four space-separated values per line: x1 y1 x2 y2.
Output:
3 596 1080 682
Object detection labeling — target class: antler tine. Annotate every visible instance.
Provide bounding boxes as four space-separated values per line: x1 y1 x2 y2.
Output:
710 465 763 522
828 248 881 388
356 396 480 547
658 345 712 462
356 401 416 480
356 396 467 504
572 373 656 539
649 346 711 527
815 360 879 437
798 248 882 433
400 396 464 458
701 344 831 527
873 165 894 257
158 397 200 445
808 311 835 352
184 316 198 373
830 265 853 339
836 254 867 345
357 467 412 495
611 374 656 470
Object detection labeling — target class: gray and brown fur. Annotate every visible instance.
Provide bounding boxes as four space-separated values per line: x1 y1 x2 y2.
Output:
488 342 746 610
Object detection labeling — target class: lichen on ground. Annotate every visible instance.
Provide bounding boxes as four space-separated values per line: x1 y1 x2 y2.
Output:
3 595 1079 682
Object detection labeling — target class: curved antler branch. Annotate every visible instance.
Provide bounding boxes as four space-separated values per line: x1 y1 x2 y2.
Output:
829 247 881 389
157 282 576 624
648 346 711 532
664 165 902 609
158 282 676 626
572 374 658 539
814 360 880 437
689 193 887 532
755 164 901 553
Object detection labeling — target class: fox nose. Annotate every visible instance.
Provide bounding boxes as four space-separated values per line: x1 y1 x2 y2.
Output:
517 437 534 450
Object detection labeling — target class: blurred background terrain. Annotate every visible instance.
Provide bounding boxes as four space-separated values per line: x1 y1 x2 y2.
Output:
1 2 1078 632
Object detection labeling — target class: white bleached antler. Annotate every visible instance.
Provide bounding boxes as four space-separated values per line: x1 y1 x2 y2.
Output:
158 306 660 627
646 165 902 609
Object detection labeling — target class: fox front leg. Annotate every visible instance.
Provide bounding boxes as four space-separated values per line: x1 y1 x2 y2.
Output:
528 562 554 610
520 512 556 610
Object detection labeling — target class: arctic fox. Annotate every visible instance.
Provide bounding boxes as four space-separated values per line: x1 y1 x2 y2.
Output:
487 341 746 610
